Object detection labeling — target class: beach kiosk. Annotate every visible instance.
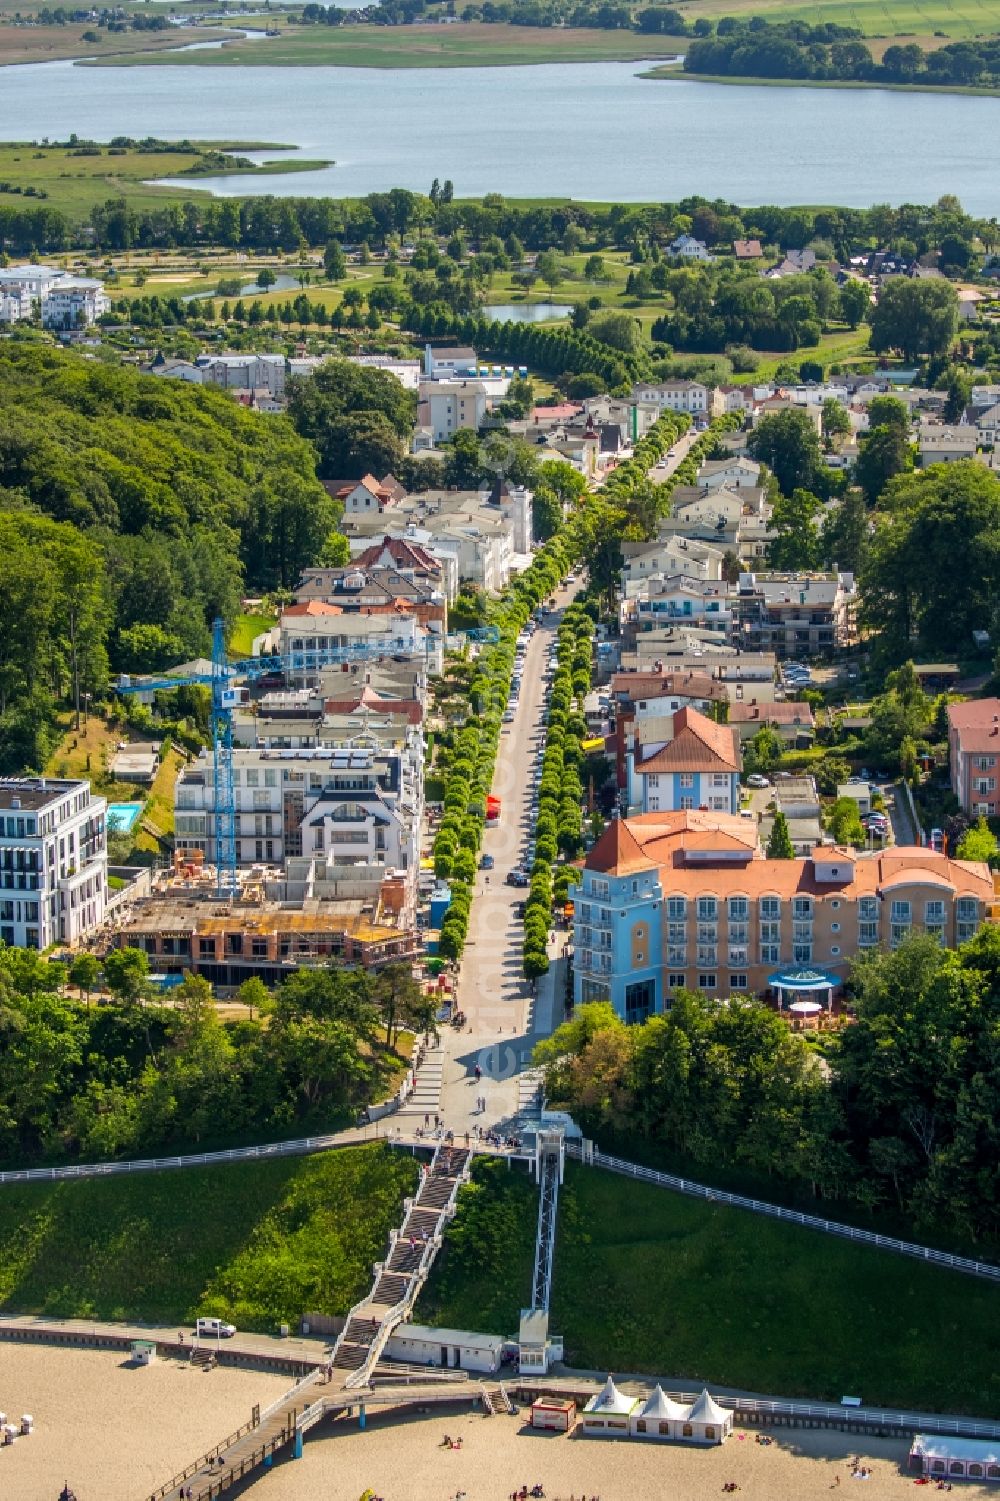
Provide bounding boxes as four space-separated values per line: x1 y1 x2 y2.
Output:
682 1389 733 1446
581 1376 639 1437
130 1340 157 1366
531 1397 576 1434
629 1386 692 1441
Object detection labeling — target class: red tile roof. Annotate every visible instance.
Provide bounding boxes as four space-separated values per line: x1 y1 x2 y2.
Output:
948 697 1000 753
585 812 993 900
586 818 658 875
282 601 344 618
636 706 741 774
729 701 815 726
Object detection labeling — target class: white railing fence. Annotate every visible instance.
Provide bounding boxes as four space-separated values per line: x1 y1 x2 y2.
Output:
570 1145 1000 1283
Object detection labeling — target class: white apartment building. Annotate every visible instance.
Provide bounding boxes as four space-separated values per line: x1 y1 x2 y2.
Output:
174 746 420 874
0 286 31 324
424 380 489 442
0 777 107 949
41 277 110 329
0 264 65 301
632 380 710 415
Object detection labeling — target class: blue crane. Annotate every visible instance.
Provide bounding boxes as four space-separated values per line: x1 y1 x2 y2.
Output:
116 618 499 894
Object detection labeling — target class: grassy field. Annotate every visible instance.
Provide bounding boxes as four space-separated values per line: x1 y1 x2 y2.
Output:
673 0 1000 37
425 1160 1000 1415
549 1163 1000 1415
0 141 330 220
0 1145 418 1329
89 22 690 69
415 1156 537 1336
229 611 277 658
0 20 237 67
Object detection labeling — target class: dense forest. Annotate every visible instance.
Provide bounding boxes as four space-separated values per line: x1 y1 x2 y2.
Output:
686 21 1000 88
0 947 431 1165
537 929 1000 1246
0 345 338 771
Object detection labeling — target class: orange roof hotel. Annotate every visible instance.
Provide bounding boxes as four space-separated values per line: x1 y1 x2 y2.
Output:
574 810 993 1020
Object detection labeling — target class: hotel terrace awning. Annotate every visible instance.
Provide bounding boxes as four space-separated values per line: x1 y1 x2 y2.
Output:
768 968 841 993
769 968 841 1013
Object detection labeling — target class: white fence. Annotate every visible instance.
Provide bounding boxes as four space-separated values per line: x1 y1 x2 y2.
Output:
573 1146 1000 1283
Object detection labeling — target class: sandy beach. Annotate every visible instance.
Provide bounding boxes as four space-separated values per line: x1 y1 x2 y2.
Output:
0 1343 290 1501
257 1404 999 1501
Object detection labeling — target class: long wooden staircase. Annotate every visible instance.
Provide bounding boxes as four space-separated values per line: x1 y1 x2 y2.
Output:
328 1143 471 1387
145 1144 474 1501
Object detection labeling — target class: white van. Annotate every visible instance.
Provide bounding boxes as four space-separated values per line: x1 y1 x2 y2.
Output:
196 1317 236 1339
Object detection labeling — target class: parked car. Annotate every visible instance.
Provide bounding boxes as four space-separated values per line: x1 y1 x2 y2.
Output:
513 901 527 919
480 854 495 870
502 710 515 724
746 773 771 789
196 1317 236 1339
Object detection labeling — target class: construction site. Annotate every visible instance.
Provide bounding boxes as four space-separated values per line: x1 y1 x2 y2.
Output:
100 849 420 987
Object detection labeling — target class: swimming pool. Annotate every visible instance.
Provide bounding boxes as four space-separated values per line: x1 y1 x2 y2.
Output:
107 802 143 834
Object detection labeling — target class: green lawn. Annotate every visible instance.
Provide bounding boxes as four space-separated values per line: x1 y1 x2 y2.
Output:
425 1159 1000 1415
550 1164 1000 1415
0 141 328 220
415 1156 538 1335
229 611 276 659
672 0 1000 37
89 22 691 68
0 1144 417 1331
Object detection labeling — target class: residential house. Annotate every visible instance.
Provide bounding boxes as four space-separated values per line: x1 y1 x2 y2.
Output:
337 474 407 518
765 248 816 279
0 777 107 949
290 560 446 634
278 604 439 685
947 698 1000 817
733 239 763 260
610 671 728 794
969 403 1000 449
0 285 31 323
422 344 479 378
668 235 714 262
696 456 762 490
658 486 774 561
627 705 742 817
621 535 726 595
728 699 815 745
918 423 978 466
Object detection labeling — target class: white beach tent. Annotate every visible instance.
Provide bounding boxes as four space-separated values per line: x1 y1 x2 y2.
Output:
630 1385 692 1441
683 1388 733 1445
582 1375 639 1436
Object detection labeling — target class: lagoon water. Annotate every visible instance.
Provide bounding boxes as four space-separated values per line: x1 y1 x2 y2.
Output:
4 56 1000 210
482 302 573 321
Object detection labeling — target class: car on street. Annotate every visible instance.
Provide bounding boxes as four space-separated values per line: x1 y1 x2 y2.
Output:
746 773 771 788
480 854 495 870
